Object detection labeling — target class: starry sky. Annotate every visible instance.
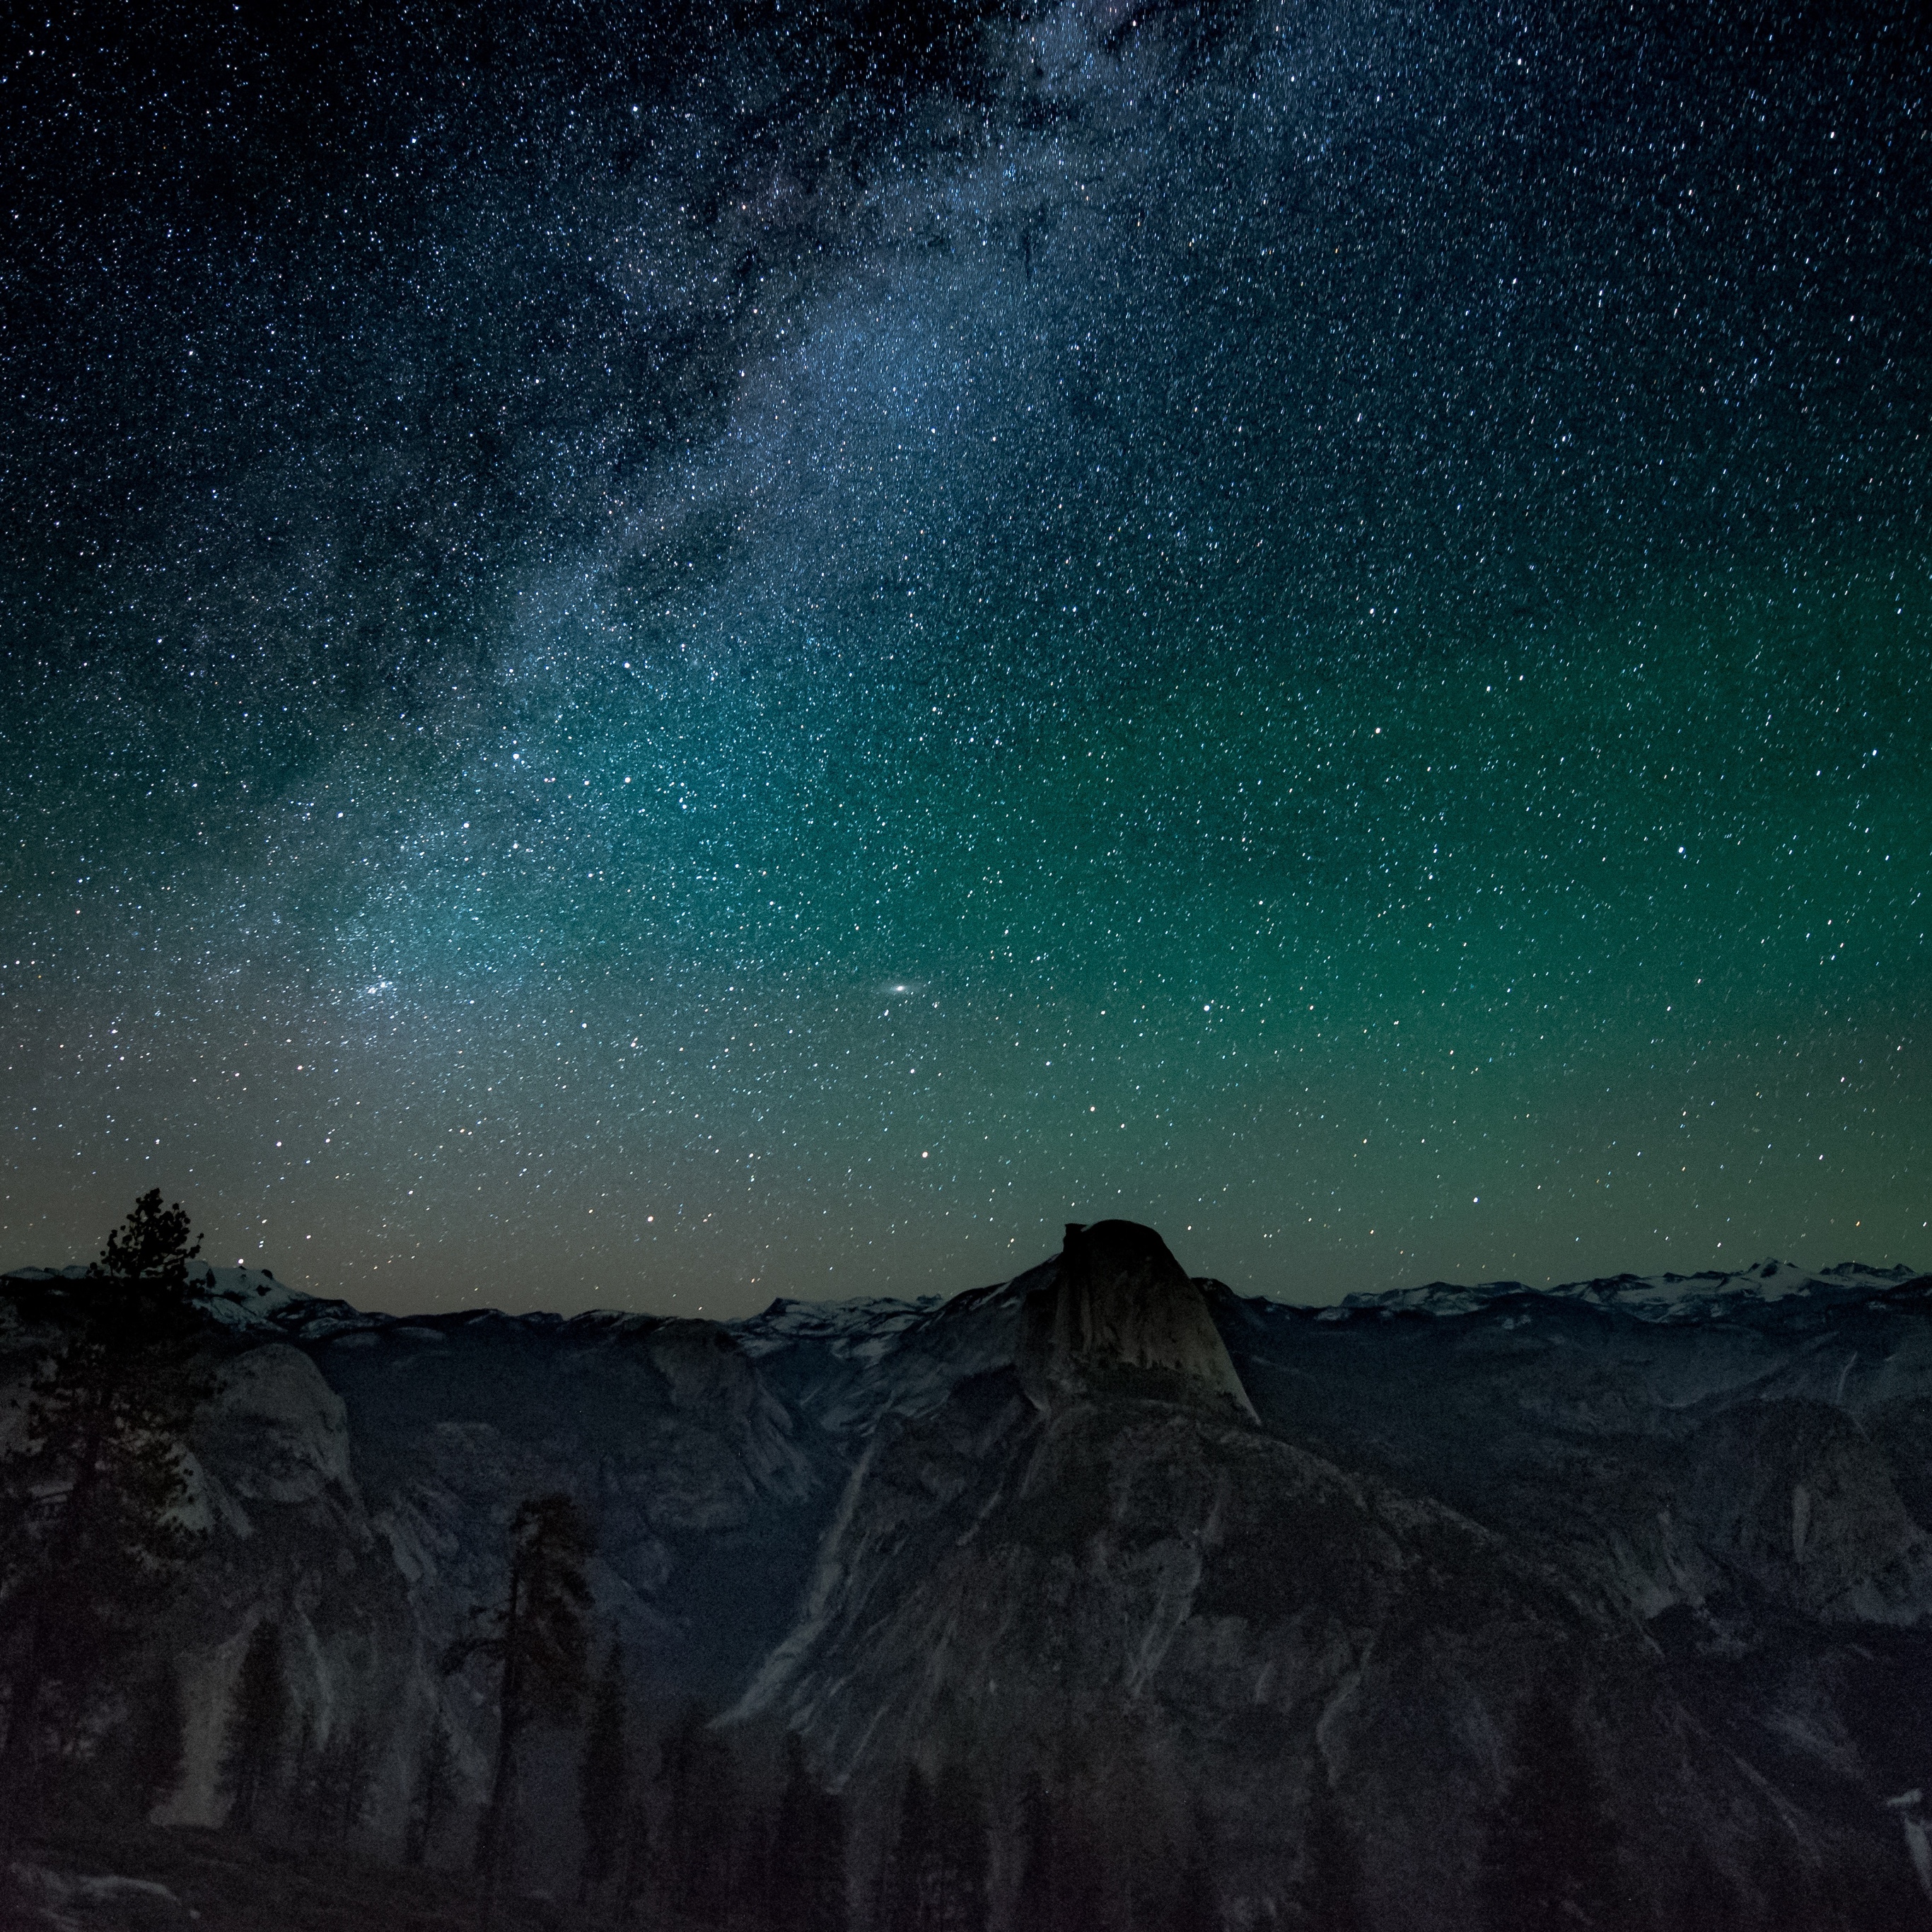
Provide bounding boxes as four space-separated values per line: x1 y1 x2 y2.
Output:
3 0 1928 1316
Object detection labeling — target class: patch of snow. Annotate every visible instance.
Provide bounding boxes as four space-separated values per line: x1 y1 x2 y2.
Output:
188 1262 313 1326
734 1293 945 1357
1 1259 397 1340
1315 1259 1920 1326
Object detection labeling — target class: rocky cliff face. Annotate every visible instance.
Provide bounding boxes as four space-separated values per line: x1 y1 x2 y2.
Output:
1019 1220 1259 1421
5 1237 1932 1926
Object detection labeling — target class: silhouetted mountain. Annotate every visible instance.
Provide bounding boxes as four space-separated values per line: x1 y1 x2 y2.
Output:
4 1228 1931 1927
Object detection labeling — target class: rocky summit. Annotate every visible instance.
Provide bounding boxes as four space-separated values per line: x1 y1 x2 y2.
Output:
5 1228 1932 1928
1020 1219 1259 1420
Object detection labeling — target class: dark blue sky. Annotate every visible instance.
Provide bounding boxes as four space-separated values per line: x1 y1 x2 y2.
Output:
3 1 1927 1313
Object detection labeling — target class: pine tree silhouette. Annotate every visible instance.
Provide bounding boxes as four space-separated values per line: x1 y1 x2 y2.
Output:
931 1760 989 1932
405 1711 458 1867
615 1786 653 1926
0 1191 206 1854
313 1711 377 1841
658 1699 736 1925
219 1618 290 1836
765 1731 810 1929
809 1770 849 1932
766 1731 846 1932
120 1658 187 1822
577 1641 628 1905
880 1760 986 1932
443 1491 592 1925
1008 1771 1109 1932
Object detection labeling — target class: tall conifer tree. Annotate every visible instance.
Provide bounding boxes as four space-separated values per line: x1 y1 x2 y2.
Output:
405 1711 458 1867
120 1658 187 1822
810 1771 849 1932
444 1491 592 1924
616 1789 653 1926
219 1618 289 1836
767 1731 846 1932
932 1760 989 1932
0 1192 206 1851
578 1641 629 1904
880 1760 987 1932
313 1711 377 1842
659 1699 736 1925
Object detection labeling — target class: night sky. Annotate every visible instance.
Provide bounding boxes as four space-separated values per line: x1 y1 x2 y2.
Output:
4 1 1928 1316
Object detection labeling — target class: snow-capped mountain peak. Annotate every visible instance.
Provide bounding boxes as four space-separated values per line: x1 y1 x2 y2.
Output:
1316 1256 1921 1324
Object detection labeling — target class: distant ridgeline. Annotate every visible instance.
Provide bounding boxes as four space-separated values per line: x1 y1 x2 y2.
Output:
4 1223 1932 1929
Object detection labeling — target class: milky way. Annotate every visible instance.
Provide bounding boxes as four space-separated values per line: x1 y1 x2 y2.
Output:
4 1 1928 1313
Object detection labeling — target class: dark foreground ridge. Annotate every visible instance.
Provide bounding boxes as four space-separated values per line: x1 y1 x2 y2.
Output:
4 1222 1932 1929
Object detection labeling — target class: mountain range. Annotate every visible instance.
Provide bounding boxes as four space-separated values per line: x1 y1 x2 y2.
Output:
5 1220 1932 1928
